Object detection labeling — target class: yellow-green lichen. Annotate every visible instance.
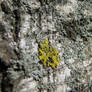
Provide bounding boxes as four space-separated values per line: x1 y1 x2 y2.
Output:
38 39 60 68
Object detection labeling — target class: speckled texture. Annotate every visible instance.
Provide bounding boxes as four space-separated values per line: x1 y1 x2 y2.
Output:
0 0 92 92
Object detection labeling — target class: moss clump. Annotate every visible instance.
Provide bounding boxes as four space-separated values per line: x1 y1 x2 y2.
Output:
38 39 60 68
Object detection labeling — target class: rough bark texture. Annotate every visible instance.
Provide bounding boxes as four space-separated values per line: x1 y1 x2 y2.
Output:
0 0 92 92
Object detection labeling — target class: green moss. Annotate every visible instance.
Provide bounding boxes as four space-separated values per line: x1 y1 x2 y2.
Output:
38 39 60 68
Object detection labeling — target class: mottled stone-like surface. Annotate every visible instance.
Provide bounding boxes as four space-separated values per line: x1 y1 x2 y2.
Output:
0 0 92 92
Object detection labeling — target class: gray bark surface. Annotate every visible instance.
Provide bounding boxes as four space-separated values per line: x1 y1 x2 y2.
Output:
0 0 92 92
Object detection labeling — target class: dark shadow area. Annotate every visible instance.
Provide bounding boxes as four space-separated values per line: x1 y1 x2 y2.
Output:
56 0 68 5
0 58 13 92
0 58 8 72
39 0 68 6
1 73 13 92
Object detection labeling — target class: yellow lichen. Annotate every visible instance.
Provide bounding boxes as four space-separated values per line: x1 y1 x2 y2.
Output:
38 39 60 68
